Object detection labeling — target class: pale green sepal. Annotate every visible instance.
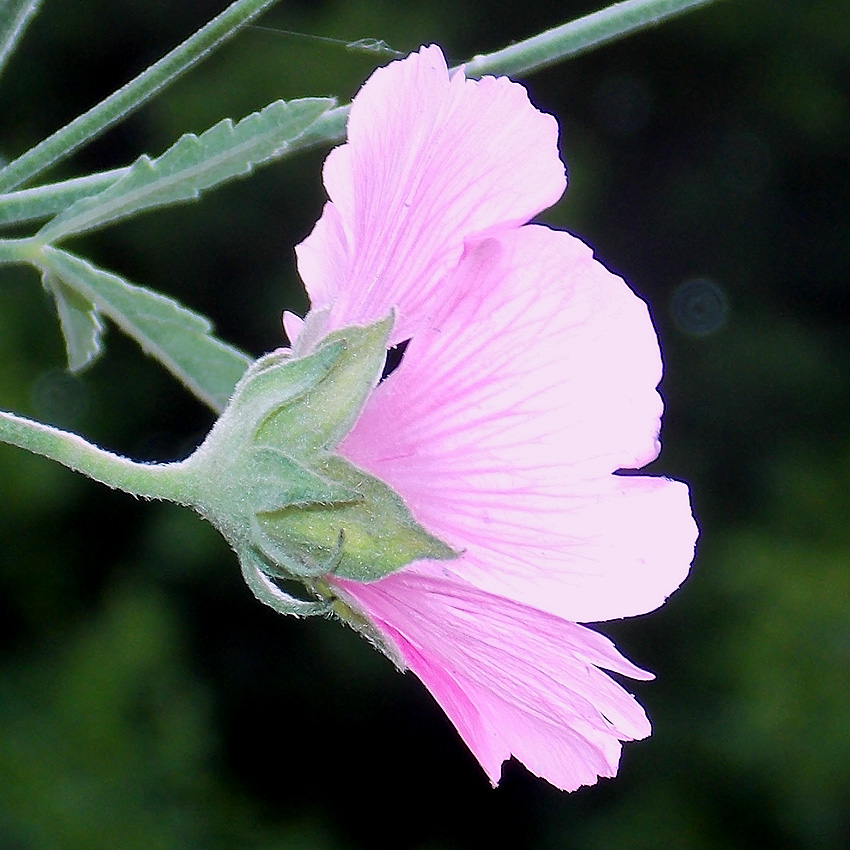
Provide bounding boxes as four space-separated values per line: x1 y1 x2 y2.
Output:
256 455 457 582
247 447 361 512
239 547 332 618
221 341 348 444
36 97 336 242
42 271 104 372
40 246 251 412
254 314 394 454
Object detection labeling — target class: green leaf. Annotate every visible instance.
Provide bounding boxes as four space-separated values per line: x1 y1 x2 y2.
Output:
0 0 285 192
0 168 127 227
0 0 43 80
41 246 250 412
37 97 335 242
42 272 104 372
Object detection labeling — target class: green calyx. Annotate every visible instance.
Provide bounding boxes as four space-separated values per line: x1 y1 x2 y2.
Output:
179 314 457 607
0 312 457 627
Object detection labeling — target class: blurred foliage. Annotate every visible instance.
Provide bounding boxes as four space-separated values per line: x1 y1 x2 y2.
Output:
2 0 850 848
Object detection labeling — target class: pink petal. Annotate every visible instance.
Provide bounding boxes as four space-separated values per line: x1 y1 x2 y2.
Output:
295 45 566 344
281 310 304 346
331 569 653 791
338 225 697 622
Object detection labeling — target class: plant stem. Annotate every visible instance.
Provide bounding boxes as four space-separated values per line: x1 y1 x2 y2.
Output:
0 234 38 265
0 0 44 80
463 0 723 78
0 0 283 192
0 409 194 504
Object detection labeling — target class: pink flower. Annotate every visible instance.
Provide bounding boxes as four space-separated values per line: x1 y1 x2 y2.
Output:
288 46 697 791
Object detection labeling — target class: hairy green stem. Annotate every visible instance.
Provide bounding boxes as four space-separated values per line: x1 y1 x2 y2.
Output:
0 409 194 503
463 0 723 78
0 234 37 265
0 0 282 192
0 0 44 79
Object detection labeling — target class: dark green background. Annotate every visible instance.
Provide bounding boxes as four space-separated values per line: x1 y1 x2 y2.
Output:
1 1 849 848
